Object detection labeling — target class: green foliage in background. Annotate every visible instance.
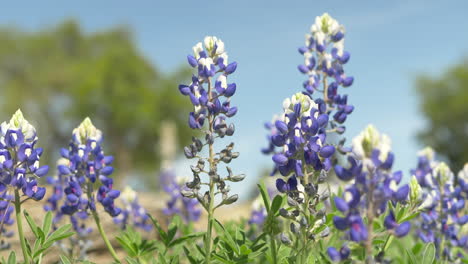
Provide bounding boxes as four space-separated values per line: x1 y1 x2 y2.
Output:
416 59 468 173
0 21 192 185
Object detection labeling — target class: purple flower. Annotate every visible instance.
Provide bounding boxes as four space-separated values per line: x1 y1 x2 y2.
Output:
0 110 48 198
113 187 152 231
331 125 412 260
411 148 468 261
327 245 350 262
160 169 201 224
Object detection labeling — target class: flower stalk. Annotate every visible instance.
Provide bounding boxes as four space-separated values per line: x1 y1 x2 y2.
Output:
14 190 29 264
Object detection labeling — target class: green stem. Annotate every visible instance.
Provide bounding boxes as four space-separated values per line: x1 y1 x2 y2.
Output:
91 209 120 263
14 190 29 264
270 235 278 264
204 77 216 264
87 182 119 263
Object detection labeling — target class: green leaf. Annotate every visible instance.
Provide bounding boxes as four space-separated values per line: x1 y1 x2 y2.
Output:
125 257 140 264
239 244 252 256
421 243 435 264
167 219 179 245
168 232 204 247
212 254 236 264
59 255 72 264
24 210 39 237
7 251 16 264
257 183 271 213
383 235 394 252
406 248 418 264
214 220 239 255
184 246 201 264
148 214 168 244
270 195 284 215
159 253 169 264
400 212 420 223
42 211 53 236
44 224 74 248
411 242 424 255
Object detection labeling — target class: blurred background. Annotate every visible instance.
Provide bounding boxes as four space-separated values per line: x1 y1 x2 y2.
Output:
1 0 467 197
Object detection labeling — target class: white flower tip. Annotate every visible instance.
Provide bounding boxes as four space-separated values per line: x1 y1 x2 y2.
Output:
121 186 137 203
73 117 102 143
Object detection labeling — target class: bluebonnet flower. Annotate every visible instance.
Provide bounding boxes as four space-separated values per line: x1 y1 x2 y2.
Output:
458 163 468 194
179 36 243 261
179 36 238 132
411 149 468 261
179 36 243 208
329 125 411 262
327 245 350 262
44 118 122 260
297 13 354 129
0 110 48 200
0 191 14 250
161 169 201 224
270 93 335 177
263 14 355 256
57 117 121 217
114 186 152 231
45 169 93 260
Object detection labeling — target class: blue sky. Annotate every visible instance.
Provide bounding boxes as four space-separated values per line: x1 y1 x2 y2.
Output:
2 1 468 197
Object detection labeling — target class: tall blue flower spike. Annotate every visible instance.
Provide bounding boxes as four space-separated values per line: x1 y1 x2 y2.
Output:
411 148 468 261
0 110 49 249
328 125 411 261
329 125 411 262
44 117 121 259
56 118 121 217
262 13 355 258
179 36 244 262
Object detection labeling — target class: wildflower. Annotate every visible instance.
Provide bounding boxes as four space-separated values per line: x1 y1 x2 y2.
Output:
331 125 411 262
179 36 243 262
58 118 121 217
114 186 152 231
411 149 468 261
45 118 121 261
161 169 201 224
0 110 48 199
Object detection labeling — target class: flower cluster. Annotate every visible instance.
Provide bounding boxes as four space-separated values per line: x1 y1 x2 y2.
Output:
179 36 238 131
45 169 93 243
114 186 152 231
263 14 356 255
161 169 201 224
56 118 121 217
270 93 335 177
411 148 468 261
179 36 243 210
329 125 411 262
179 36 244 262
0 110 48 200
298 13 354 130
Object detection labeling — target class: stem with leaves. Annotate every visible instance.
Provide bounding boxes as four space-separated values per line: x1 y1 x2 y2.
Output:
87 182 120 263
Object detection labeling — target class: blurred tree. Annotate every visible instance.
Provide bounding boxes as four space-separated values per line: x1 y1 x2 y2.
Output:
0 20 193 186
416 60 468 172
